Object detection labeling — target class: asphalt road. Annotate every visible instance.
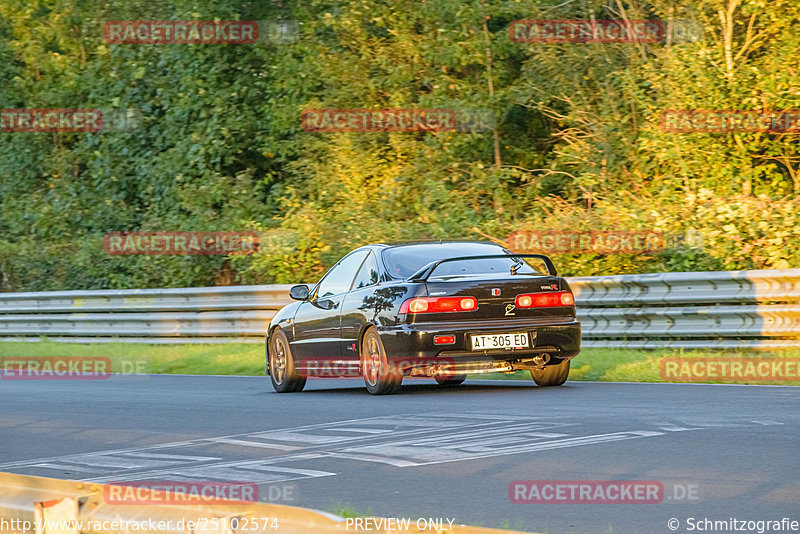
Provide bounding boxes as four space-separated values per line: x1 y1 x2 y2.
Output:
1 375 798 533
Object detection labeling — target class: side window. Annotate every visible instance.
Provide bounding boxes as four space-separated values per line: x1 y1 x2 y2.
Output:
315 250 370 299
352 252 380 290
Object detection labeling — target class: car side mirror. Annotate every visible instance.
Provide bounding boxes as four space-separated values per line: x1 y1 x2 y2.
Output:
289 284 310 301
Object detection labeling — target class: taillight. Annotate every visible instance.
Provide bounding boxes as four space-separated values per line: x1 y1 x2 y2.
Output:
515 291 575 308
399 296 478 314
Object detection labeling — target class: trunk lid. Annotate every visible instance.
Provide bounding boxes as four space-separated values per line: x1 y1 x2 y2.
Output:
422 273 575 321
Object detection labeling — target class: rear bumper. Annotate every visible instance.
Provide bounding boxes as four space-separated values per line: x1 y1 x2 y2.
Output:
378 318 581 372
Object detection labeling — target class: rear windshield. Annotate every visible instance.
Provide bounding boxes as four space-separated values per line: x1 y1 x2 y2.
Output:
382 243 542 279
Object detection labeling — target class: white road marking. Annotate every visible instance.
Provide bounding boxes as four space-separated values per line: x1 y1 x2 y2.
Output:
324 427 392 434
247 431 360 444
2 415 781 484
750 420 784 425
320 453 419 467
122 452 221 460
86 457 336 483
331 430 665 467
658 424 705 432
142 464 334 483
36 454 197 469
202 438 301 451
31 463 106 473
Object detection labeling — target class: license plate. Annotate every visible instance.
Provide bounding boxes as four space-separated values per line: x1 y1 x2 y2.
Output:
471 333 529 350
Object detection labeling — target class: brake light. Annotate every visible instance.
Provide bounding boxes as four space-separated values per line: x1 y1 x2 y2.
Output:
434 335 456 345
515 292 575 308
399 296 479 314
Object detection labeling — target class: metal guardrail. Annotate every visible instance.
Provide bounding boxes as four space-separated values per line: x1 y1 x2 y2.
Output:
568 269 800 305
570 269 800 348
0 472 523 534
0 286 291 344
1 270 799 348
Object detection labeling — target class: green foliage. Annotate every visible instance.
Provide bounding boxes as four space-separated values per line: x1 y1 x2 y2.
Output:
3 340 798 386
1 0 798 291
325 503 372 519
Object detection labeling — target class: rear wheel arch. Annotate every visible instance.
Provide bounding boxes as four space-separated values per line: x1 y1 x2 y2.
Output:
356 322 379 368
360 325 402 395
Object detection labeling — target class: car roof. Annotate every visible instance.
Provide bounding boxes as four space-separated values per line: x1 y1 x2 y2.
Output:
374 240 503 250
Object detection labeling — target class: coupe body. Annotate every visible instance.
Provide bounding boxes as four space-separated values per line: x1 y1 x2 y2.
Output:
266 241 581 394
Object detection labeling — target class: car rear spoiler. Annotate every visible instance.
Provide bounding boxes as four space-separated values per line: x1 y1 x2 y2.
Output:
408 254 558 281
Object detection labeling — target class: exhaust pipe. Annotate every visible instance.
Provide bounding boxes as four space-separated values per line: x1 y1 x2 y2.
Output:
532 354 551 367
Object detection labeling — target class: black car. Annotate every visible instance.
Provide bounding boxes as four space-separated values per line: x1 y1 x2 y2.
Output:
266 241 581 395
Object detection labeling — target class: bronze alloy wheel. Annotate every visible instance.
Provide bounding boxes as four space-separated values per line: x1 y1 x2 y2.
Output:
361 327 402 395
268 329 306 393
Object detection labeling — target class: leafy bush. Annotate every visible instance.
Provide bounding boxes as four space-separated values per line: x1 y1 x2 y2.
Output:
1 0 797 291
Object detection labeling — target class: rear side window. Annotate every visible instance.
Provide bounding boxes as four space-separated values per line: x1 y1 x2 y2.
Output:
316 250 370 298
352 251 381 289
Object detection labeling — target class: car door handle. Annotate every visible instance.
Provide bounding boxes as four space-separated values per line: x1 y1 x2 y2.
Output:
316 299 340 310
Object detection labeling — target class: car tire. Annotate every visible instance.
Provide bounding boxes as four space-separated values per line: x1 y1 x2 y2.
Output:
268 329 306 393
530 360 570 387
361 327 402 395
435 375 466 386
